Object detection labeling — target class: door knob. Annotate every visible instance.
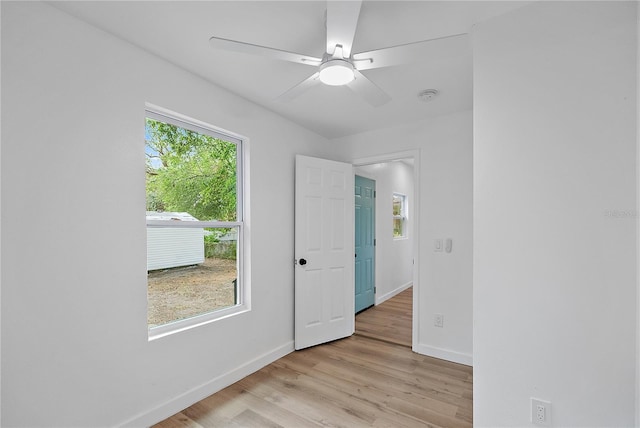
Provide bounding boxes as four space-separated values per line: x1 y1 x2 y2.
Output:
299 258 307 266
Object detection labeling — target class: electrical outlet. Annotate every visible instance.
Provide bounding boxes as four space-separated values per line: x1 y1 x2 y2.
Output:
434 314 444 328
531 398 551 426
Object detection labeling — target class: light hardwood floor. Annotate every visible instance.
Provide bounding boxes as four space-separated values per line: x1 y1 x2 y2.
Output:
153 287 473 427
355 287 412 347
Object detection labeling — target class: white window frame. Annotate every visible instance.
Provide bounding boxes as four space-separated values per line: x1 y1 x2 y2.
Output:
145 104 249 340
393 193 408 239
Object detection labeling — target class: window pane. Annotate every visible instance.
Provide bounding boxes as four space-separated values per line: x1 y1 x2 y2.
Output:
393 193 406 238
392 196 402 216
147 226 238 328
393 218 404 238
145 117 238 222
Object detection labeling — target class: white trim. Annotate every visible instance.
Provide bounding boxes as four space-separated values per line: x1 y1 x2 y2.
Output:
0 4 3 424
414 343 473 367
148 304 250 341
118 341 294 428
240 136 251 314
353 150 418 165
636 4 640 425
145 103 245 145
375 282 412 306
353 169 376 181
352 149 420 353
146 220 242 228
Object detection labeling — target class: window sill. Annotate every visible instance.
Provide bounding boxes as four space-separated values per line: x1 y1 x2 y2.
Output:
148 303 250 341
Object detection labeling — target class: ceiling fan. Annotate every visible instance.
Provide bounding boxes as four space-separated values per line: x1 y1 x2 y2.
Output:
209 1 468 107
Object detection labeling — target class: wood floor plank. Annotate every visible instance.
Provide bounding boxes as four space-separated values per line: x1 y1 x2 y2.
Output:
310 355 471 411
355 288 413 347
236 370 376 427
152 286 473 427
262 362 430 428
153 412 205 428
229 409 282 428
224 381 322 428
308 348 468 415
287 357 462 424
181 390 247 426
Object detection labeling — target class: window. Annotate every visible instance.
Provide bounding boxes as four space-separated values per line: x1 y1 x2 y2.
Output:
393 193 407 238
145 106 245 338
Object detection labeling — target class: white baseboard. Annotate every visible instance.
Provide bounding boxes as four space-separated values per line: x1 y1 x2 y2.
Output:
375 282 412 306
414 343 473 367
118 341 294 427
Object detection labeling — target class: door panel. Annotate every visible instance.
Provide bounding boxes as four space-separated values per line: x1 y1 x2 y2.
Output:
355 175 375 313
295 155 354 350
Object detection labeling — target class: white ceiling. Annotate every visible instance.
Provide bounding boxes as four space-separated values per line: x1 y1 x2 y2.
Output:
52 1 528 139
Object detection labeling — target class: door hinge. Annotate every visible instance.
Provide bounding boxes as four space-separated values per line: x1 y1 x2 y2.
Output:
374 286 377 293
374 239 376 246
374 190 376 198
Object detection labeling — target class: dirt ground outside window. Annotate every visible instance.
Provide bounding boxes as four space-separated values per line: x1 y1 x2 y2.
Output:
147 257 237 328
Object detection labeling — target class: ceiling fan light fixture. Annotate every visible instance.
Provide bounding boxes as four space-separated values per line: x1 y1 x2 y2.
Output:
318 60 355 86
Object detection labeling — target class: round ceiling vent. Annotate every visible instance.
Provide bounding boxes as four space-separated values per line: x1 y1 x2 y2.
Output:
417 89 439 102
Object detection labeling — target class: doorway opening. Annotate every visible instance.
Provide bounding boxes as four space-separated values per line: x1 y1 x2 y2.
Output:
353 154 417 348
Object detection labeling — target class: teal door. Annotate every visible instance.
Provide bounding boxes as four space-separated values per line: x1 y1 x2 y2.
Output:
355 175 375 313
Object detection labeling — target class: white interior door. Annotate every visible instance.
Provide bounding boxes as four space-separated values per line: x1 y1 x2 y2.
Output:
295 155 354 350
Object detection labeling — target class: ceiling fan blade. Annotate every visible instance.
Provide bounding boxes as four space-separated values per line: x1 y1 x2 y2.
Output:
347 70 391 107
275 72 321 103
326 0 362 58
352 33 469 71
209 36 322 67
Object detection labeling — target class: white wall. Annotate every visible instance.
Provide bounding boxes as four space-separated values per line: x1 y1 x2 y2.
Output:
1 2 334 426
335 110 473 365
355 162 414 304
473 2 637 426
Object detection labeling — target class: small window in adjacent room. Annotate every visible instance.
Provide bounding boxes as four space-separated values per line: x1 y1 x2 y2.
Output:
393 193 407 238
145 106 246 338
